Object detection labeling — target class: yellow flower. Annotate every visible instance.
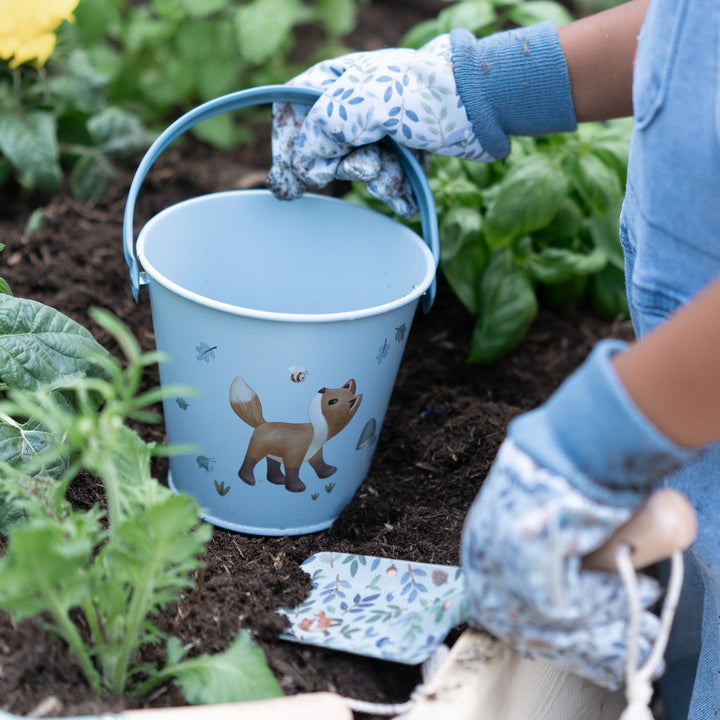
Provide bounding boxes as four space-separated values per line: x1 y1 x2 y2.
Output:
0 0 79 69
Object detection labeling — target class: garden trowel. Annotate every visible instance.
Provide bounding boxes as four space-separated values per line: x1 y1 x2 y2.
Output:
278 488 698 664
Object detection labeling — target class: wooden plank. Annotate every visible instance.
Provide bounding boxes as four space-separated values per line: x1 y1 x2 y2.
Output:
405 629 626 720
122 692 352 720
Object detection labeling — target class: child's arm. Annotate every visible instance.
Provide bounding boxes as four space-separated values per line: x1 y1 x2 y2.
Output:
614 275 720 449
558 0 649 121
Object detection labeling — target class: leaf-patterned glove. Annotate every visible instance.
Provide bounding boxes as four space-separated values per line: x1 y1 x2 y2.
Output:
266 34 494 217
462 340 696 689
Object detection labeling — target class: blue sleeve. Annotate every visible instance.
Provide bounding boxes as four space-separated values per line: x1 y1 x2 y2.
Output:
508 340 697 507
450 22 577 159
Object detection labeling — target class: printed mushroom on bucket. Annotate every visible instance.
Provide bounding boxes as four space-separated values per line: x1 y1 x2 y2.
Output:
123 86 439 535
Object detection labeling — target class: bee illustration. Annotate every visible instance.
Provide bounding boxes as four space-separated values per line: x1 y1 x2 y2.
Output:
288 365 309 383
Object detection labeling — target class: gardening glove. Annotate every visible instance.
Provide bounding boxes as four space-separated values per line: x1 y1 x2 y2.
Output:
267 22 577 216
461 340 697 690
267 33 493 217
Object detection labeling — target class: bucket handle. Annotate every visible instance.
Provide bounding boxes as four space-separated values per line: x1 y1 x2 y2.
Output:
123 85 440 311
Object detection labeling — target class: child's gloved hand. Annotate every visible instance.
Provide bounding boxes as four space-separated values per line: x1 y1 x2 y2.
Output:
266 35 495 217
462 340 697 690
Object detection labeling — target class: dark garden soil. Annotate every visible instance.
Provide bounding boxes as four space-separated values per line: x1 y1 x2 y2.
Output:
0 1 629 717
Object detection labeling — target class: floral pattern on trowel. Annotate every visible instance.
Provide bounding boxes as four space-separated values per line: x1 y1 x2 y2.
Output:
279 552 469 664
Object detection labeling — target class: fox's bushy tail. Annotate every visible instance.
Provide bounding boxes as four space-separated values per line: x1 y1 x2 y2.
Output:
229 376 265 428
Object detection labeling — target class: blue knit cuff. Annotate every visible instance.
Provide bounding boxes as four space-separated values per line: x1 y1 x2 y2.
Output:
450 23 577 159
509 340 696 507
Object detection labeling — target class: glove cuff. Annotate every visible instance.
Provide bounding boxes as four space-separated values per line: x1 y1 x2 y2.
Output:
450 22 577 159
510 339 696 506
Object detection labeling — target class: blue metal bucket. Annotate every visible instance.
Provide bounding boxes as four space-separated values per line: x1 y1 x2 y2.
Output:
124 86 439 536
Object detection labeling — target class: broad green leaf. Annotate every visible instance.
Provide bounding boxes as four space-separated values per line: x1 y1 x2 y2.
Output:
440 206 483 261
588 264 630 320
123 7 173 55
192 114 239 150
538 275 587 310
197 57 241 101
483 154 568 249
439 208 487 314
0 295 106 390
138 60 197 112
523 244 606 285
469 248 538 364
44 50 108 115
587 204 624 270
0 278 10 296
429 174 483 209
0 494 24 534
401 19 442 49
234 0 311 64
439 2 499 35
571 152 623 213
175 20 223 62
168 631 283 704
0 112 62 192
74 0 122 44
177 0 229 18
508 1 574 28
70 152 118 202
87 107 155 159
313 0 357 36
0 416 60 471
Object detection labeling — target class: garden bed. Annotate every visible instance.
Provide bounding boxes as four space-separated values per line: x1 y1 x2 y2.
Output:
0 1 631 717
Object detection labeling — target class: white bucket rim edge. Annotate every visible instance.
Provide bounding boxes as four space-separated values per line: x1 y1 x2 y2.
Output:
136 189 437 324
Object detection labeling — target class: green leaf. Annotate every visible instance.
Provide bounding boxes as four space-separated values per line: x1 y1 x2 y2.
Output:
0 513 98 618
70 152 118 201
313 0 357 36
483 154 568 249
192 114 239 150
0 279 10 296
45 50 108 115
588 264 630 320
74 0 122 44
469 248 538 364
0 416 61 473
87 107 155 159
0 112 62 192
587 205 624 270
508 1 574 28
234 0 311 64
523 244 607 285
571 152 623 213
177 0 229 18
23 208 46 238
439 208 487 314
138 59 197 112
401 19 443 49
168 631 283 704
0 295 106 390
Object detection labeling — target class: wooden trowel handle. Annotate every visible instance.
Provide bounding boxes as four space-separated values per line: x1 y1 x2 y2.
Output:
582 488 697 572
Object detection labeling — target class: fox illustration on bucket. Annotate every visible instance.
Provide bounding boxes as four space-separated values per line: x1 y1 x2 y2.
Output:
229 376 363 493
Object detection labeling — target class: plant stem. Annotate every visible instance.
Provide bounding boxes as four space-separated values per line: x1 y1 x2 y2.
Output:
49 598 102 694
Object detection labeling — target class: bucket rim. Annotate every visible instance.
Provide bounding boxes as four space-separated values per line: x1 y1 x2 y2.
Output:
136 189 437 324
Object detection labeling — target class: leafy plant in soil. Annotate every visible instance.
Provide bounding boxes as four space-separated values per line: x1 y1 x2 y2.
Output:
70 0 363 150
0 285 282 704
349 117 631 364
0 3 155 201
